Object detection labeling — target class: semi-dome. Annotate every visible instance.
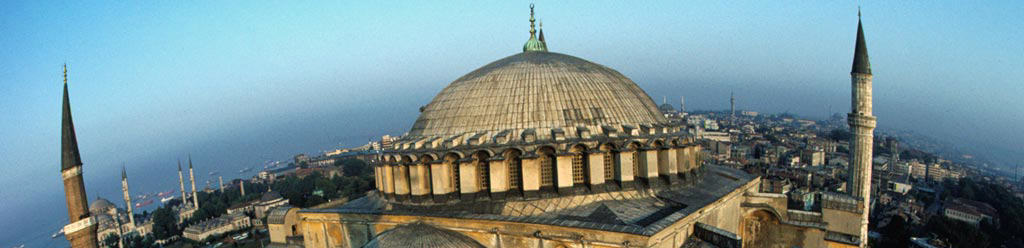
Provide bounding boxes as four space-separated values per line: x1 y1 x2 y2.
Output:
363 223 484 248
408 51 667 139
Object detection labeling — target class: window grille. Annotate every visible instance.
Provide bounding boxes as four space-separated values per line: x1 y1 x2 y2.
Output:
604 151 615 180
541 153 555 187
478 160 490 191
508 157 522 189
572 153 585 184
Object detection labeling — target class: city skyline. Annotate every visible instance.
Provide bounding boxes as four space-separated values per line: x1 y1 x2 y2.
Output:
2 1 1023 246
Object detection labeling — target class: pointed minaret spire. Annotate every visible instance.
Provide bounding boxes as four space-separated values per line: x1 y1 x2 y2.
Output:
121 164 135 227
60 64 100 248
177 160 188 208
62 64 82 171
538 19 546 43
852 8 871 75
188 154 199 209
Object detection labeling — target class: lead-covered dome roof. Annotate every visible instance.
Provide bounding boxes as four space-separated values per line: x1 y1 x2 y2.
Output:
407 51 667 140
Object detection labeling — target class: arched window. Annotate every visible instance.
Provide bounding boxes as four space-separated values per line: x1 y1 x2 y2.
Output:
570 145 588 185
507 150 523 190
601 144 617 181
475 152 490 192
539 147 556 187
446 154 461 194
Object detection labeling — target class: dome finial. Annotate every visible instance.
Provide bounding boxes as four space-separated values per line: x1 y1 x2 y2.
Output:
529 3 536 37
523 4 548 52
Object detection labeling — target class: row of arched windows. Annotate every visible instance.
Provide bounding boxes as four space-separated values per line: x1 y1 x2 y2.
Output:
381 142 698 201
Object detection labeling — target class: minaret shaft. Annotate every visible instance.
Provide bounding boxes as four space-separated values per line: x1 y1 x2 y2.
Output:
188 158 199 209
178 161 188 207
845 15 874 248
121 169 135 226
60 65 99 248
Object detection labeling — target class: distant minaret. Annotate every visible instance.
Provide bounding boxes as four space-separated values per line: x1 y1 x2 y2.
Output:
219 176 225 193
59 64 100 248
730 92 736 121
680 96 686 113
845 9 875 248
177 160 188 207
240 180 246 196
188 156 199 209
121 165 135 227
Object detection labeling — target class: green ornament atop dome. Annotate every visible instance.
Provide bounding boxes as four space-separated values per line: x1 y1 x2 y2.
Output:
523 4 548 52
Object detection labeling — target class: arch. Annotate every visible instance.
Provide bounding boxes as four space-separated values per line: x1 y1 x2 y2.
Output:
499 147 526 157
418 153 438 163
472 150 491 193
400 155 414 164
652 139 666 148
668 138 681 147
536 146 557 188
470 149 496 158
741 209 783 247
569 144 589 185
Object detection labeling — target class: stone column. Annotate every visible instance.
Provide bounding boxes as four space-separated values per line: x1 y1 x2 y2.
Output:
488 157 509 200
555 152 575 194
430 161 451 202
521 154 541 199
660 147 679 184
458 158 478 201
383 164 395 198
639 148 661 186
392 165 410 202
615 149 636 189
586 150 606 192
409 163 428 203
675 147 688 179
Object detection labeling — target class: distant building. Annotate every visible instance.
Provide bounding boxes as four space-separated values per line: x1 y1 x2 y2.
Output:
182 212 251 241
942 198 997 227
801 148 825 166
255 191 290 219
294 154 309 165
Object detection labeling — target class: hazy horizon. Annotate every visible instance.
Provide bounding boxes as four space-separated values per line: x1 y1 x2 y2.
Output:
2 1 1023 245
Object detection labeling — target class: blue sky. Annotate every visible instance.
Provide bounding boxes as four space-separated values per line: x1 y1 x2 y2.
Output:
1 1 1022 243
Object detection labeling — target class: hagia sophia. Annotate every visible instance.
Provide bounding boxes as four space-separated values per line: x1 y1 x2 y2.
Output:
60 4 877 248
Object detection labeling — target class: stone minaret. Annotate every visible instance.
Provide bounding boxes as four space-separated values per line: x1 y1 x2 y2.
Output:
59 64 100 248
121 166 135 227
730 92 736 121
188 156 200 209
845 11 875 247
680 96 686 113
240 180 246 196
177 160 188 207
219 176 225 193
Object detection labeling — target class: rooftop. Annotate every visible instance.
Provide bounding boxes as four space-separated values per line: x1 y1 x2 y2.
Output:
303 165 756 236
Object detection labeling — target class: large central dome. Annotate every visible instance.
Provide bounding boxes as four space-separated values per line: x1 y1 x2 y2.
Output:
407 51 667 139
